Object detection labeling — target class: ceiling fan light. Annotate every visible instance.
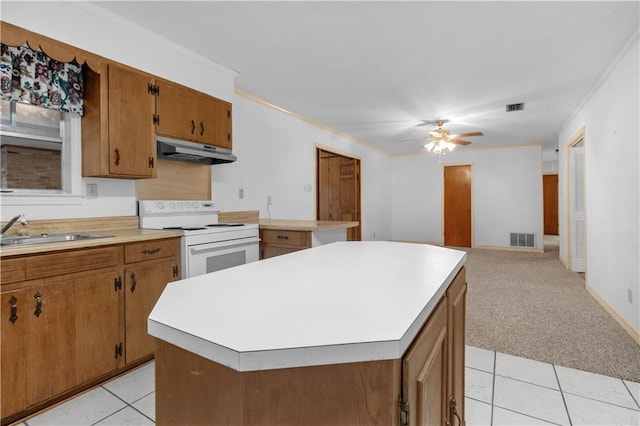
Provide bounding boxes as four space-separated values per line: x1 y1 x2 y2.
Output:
447 142 457 151
424 141 435 152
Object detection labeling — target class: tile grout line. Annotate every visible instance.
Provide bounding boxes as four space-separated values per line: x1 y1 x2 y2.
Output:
490 349 496 425
89 405 132 426
553 364 573 426
622 380 640 410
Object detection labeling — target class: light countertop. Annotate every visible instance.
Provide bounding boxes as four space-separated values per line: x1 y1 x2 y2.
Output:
258 218 359 231
148 241 466 372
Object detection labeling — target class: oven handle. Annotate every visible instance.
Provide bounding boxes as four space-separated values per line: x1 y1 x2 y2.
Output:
189 239 258 255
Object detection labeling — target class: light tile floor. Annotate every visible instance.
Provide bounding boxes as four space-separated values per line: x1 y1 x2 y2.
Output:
17 345 640 425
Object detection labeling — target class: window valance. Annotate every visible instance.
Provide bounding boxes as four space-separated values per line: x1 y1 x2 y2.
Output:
0 42 84 115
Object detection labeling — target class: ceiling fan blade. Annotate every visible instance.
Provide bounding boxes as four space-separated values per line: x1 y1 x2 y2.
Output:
449 131 484 138
449 139 472 146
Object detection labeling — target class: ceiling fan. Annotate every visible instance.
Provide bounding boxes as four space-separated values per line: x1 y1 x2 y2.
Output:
401 119 483 153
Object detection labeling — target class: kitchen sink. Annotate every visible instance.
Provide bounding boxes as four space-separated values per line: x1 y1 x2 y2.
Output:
0 233 112 246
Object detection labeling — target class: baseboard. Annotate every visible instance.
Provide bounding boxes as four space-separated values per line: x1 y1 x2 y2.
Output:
585 284 640 345
473 244 544 254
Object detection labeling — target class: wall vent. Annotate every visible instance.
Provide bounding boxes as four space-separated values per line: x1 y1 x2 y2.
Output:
506 102 525 112
510 232 535 248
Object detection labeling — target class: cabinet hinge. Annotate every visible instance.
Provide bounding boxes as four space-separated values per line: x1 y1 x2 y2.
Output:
114 342 123 359
172 265 179 278
114 276 122 291
149 157 155 168
147 83 159 96
152 114 160 126
399 395 409 426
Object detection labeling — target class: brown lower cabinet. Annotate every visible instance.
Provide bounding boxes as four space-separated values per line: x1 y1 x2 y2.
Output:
0 238 180 425
259 228 311 259
154 266 466 425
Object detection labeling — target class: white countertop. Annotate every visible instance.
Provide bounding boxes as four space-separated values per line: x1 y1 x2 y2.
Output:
148 241 466 371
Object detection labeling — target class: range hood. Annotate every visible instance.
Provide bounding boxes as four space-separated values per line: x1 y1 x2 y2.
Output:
157 136 237 165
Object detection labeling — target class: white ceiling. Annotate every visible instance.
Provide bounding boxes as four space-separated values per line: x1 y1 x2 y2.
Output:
93 1 639 155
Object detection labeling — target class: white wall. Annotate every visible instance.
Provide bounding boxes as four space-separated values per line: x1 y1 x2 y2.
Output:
213 94 393 241
391 145 544 250
558 35 640 333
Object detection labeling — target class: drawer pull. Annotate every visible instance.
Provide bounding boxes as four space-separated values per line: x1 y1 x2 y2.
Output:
200 121 205 136
9 296 18 324
34 291 42 317
191 120 196 134
277 235 289 240
142 247 161 255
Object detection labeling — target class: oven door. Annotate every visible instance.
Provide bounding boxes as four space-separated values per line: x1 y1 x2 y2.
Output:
185 238 259 278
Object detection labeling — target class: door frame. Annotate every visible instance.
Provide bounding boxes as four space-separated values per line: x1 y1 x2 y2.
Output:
314 144 362 240
442 163 474 247
565 128 586 272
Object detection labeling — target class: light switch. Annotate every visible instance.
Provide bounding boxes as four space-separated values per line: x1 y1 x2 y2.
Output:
86 183 98 199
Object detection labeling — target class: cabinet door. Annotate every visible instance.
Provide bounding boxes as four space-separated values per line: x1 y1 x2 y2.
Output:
74 270 123 383
125 258 179 363
447 267 466 424
1 289 27 419
156 79 198 142
202 98 232 149
108 65 156 177
402 299 448 426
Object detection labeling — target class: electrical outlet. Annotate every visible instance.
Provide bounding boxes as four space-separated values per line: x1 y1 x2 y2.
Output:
628 289 633 304
267 195 272 206
86 183 98 199
239 188 244 199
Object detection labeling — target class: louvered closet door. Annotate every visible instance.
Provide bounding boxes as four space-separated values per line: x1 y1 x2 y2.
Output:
571 146 585 272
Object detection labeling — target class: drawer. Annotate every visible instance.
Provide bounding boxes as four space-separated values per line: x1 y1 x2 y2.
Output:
261 244 307 259
260 229 310 248
125 238 179 264
1 257 26 284
26 246 121 280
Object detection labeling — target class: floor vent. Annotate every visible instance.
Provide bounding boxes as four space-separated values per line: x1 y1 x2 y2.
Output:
506 102 525 112
510 232 535 248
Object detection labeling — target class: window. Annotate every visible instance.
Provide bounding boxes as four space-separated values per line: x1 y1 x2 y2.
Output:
1 100 68 193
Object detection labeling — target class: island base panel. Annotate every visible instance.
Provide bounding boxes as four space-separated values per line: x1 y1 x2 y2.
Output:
155 340 401 426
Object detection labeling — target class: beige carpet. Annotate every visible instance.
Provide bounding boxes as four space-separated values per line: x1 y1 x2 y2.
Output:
464 238 640 382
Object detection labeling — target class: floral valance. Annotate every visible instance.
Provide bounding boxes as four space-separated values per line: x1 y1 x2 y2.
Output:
0 43 84 115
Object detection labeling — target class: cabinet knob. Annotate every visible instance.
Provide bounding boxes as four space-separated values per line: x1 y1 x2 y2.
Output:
130 272 137 293
113 148 120 166
9 296 18 324
34 291 42 317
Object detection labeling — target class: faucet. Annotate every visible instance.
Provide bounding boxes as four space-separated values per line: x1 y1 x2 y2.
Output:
1 215 22 237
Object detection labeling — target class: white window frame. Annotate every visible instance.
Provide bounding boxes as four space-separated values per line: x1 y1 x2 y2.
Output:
1 112 83 205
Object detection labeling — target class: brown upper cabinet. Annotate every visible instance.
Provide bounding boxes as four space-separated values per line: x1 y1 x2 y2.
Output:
82 64 157 179
155 79 232 149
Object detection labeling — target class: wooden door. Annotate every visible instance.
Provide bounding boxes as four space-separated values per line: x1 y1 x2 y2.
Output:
543 174 559 235
108 65 156 177
25 280 79 406
402 300 448 426
447 267 466 425
1 289 27 419
125 258 178 363
74 270 122 383
444 165 472 247
317 149 361 240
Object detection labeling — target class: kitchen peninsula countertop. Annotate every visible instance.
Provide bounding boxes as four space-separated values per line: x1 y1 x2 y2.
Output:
148 241 466 372
258 218 358 231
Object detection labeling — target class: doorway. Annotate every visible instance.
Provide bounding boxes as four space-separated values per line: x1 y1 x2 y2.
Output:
443 164 472 247
543 174 559 235
316 148 361 240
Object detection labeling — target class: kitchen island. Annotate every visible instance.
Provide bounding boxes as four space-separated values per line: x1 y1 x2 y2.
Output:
149 241 467 426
